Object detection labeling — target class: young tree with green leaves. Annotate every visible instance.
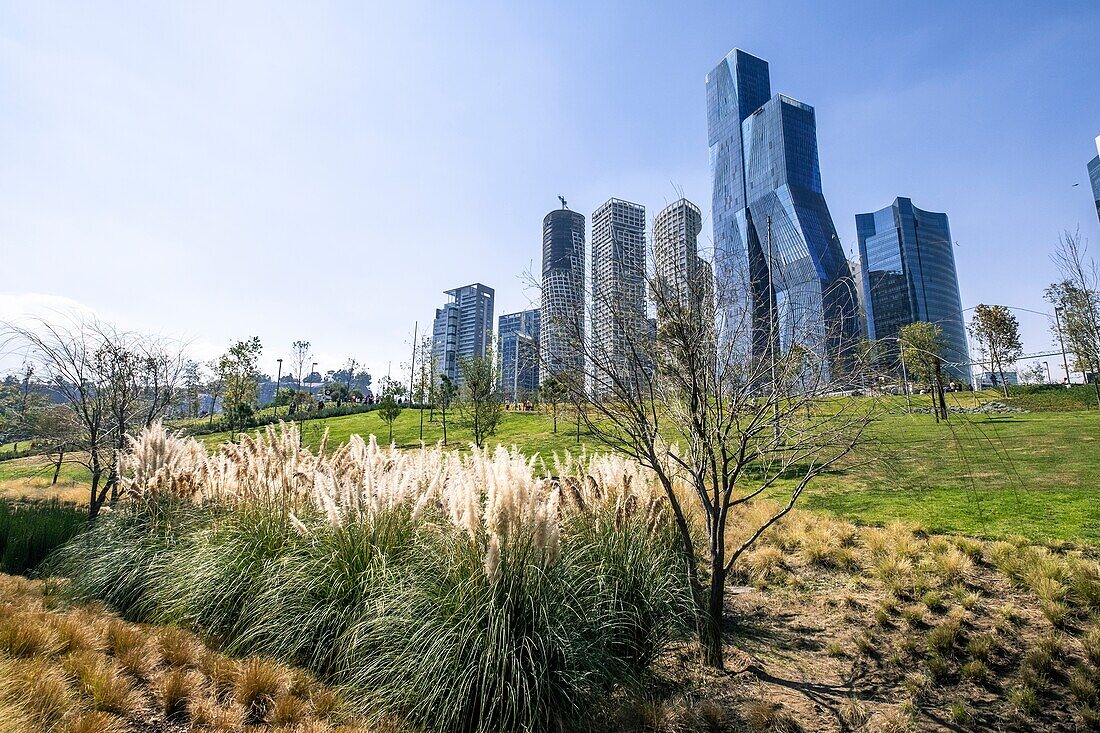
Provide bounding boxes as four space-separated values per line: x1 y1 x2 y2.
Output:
216 337 263 436
899 321 949 421
539 374 565 434
457 352 503 449
969 304 1023 398
413 336 433 441
376 376 406 444
438 373 457 445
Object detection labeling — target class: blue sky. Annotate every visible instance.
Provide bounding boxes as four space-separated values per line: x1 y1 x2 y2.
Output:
2 1 1098 381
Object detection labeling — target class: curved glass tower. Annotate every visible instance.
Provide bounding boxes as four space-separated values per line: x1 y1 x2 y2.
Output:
1089 135 1100 226
855 197 970 383
540 206 586 382
706 49 859 379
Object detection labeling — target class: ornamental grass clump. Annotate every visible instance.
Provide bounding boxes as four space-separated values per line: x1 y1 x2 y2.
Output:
53 422 692 733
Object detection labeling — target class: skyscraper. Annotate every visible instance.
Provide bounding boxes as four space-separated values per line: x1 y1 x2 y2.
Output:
653 198 712 330
1089 135 1100 226
431 283 495 386
498 309 540 403
706 49 859 377
855 197 970 383
591 198 647 382
540 205 586 383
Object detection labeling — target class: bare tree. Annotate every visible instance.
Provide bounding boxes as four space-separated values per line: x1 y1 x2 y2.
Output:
1047 228 1100 407
1 316 186 518
289 340 312 415
536 235 875 668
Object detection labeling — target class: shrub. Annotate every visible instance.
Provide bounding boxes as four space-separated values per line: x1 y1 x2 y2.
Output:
156 667 201 721
63 652 135 714
53 427 693 733
234 658 288 724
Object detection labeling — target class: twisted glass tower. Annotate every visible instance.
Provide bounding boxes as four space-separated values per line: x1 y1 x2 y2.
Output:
707 49 858 377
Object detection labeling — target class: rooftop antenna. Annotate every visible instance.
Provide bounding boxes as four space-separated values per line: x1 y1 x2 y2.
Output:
558 195 568 210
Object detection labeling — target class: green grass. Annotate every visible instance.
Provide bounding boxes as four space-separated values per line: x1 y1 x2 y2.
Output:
7 389 1100 545
204 396 1099 545
0 498 87 575
796 408 1100 543
198 406 597 456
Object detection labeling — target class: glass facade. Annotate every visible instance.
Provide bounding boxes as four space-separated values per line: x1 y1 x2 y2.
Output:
1089 135 1100 225
431 283 495 386
706 50 859 378
498 309 540 402
540 207 586 382
855 198 970 383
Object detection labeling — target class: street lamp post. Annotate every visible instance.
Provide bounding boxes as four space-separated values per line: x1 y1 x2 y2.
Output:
311 362 318 402
1053 306 1071 386
1043 361 1052 385
274 358 283 418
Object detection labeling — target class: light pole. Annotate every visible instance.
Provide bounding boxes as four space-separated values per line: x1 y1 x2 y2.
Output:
1043 361 1052 385
310 362 318 402
1053 306 1071 386
274 358 283 417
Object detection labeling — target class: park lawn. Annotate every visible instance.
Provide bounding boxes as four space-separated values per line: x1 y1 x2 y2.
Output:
199 406 600 457
0 455 90 504
793 409 1100 544
4 397 1098 544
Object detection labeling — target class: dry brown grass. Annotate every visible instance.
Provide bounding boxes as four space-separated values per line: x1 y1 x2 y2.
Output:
234 657 290 724
0 572 391 732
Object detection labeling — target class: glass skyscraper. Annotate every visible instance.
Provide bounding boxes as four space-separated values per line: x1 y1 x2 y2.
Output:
540 206 586 383
1089 135 1100 226
498 309 540 403
706 49 859 377
855 198 970 383
431 283 495 387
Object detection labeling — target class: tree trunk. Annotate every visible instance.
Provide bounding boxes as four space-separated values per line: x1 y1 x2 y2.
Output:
52 449 64 485
552 405 557 434
703 519 726 668
88 472 102 520
934 361 948 422
442 406 448 446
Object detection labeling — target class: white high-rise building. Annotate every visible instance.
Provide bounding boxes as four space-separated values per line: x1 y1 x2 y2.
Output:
591 198 647 385
540 206 586 383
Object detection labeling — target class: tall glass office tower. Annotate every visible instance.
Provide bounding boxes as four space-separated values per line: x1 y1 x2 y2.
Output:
1089 135 1100 226
498 309 540 402
855 197 970 383
706 49 859 378
431 283 495 387
540 206 586 383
